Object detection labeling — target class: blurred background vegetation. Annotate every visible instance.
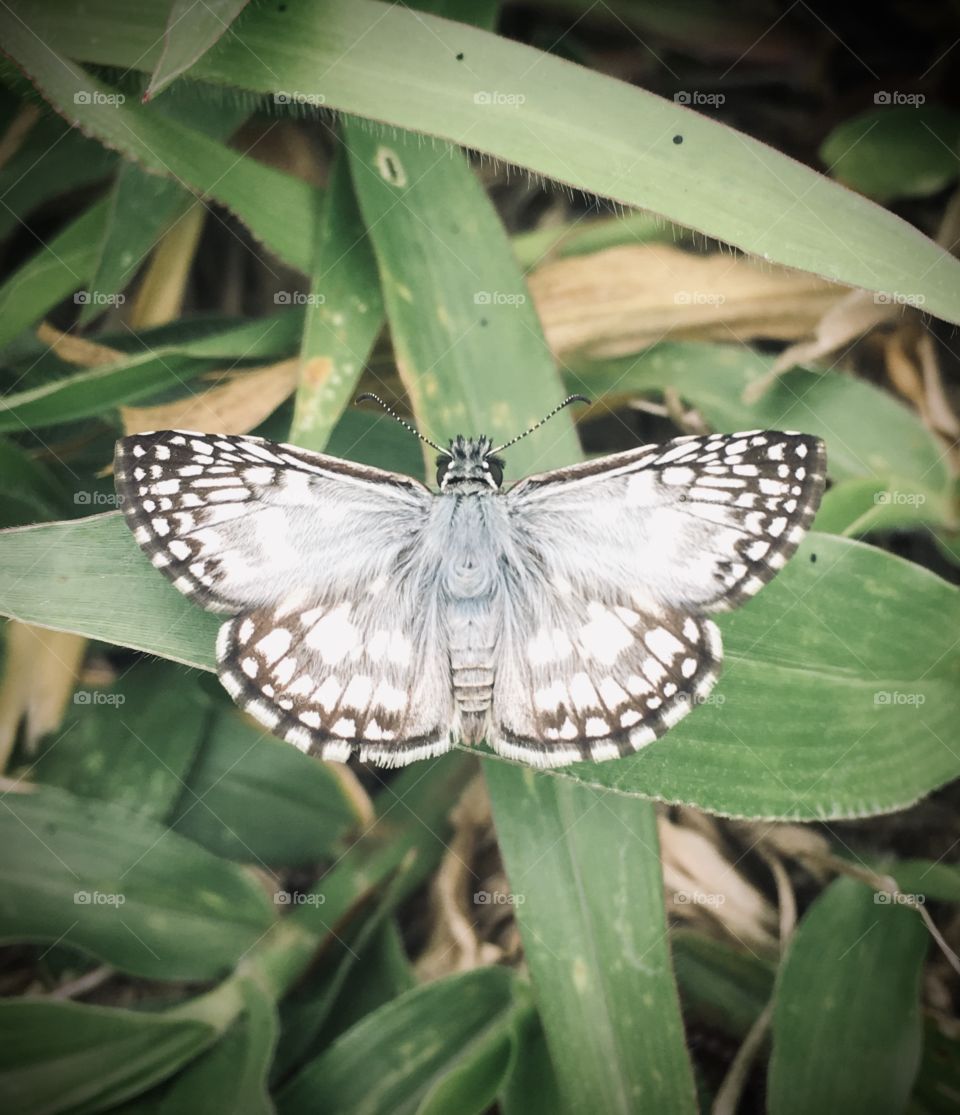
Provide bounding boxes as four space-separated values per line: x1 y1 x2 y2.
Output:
0 1 959 1112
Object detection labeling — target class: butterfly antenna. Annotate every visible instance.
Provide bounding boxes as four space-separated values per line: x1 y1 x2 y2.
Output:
355 393 447 454
491 394 590 454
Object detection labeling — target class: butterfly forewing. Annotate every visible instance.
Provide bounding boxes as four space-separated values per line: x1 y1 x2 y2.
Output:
114 429 431 612
508 430 826 615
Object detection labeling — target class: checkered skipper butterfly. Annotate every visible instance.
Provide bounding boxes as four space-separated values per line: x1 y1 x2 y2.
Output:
115 395 825 768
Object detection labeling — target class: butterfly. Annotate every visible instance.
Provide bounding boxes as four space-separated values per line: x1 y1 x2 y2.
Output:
114 394 826 769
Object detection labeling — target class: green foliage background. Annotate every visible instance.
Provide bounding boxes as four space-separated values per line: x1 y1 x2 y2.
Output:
0 1 959 1113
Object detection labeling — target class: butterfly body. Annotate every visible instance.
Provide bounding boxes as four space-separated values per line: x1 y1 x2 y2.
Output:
116 423 826 769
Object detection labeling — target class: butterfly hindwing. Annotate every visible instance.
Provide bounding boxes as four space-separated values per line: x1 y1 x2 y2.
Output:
491 587 721 767
216 590 454 767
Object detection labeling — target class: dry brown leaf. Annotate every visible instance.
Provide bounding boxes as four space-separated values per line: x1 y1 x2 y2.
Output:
120 359 299 436
0 622 87 769
917 332 960 440
528 242 847 362
128 202 205 329
415 776 503 982
659 813 778 951
0 101 40 170
884 328 927 413
744 287 901 403
35 322 123 368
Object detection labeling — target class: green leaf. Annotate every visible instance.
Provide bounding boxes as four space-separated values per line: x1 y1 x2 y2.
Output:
769 877 927 1114
276 968 518 1115
78 162 195 325
0 997 218 1115
0 437 70 527
498 1005 562 1115
344 122 580 461
0 197 106 352
814 478 951 538
671 928 775 1040
0 784 275 979
31 662 209 820
154 977 277 1115
0 116 115 241
168 704 361 865
15 0 960 324
0 28 318 272
289 153 383 452
487 772 698 1113
0 350 219 432
820 105 960 204
271 754 475 1078
146 0 251 99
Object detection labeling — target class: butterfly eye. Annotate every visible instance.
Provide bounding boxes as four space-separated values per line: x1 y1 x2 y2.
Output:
485 457 504 488
436 456 452 486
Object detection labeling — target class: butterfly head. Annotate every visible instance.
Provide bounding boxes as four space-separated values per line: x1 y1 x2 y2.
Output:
436 435 505 492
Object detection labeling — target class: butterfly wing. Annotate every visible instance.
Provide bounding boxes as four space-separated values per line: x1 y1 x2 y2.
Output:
116 430 452 765
115 429 432 613
490 430 826 766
